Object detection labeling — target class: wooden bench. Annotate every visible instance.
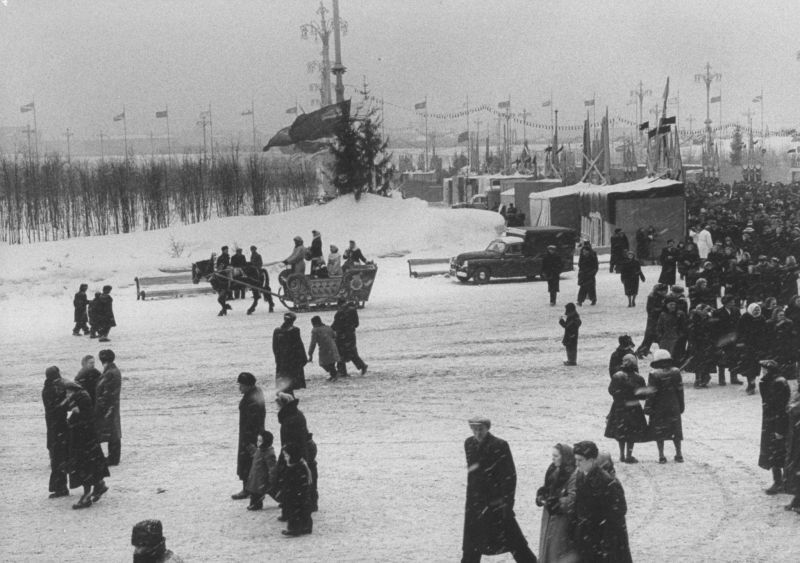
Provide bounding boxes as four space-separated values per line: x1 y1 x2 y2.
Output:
135 273 215 301
407 258 451 278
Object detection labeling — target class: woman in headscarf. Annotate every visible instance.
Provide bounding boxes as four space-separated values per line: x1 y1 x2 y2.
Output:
535 444 577 563
737 302 767 395
604 354 649 463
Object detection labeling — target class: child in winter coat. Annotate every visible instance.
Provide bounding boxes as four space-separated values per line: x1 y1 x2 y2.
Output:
559 303 582 366
281 442 314 536
245 430 278 511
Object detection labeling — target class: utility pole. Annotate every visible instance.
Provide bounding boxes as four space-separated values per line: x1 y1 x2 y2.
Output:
64 128 73 163
99 131 105 162
424 95 428 171
474 118 481 172
250 99 257 154
630 81 651 138
331 0 346 104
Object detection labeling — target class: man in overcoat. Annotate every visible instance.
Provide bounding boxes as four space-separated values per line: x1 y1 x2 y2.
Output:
72 283 90 336
461 417 537 563
96 285 116 342
96 349 122 465
42 366 69 498
273 312 308 392
331 299 368 377
609 228 629 273
541 245 562 306
232 372 266 500
577 243 599 306
308 315 340 381
572 440 632 562
75 355 102 405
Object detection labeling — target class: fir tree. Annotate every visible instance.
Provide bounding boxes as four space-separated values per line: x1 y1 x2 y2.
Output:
329 101 393 200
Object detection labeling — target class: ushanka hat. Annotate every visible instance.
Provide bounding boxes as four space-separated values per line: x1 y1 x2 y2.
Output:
131 519 164 548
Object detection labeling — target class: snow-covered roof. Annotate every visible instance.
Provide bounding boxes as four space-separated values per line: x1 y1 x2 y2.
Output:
529 177 682 199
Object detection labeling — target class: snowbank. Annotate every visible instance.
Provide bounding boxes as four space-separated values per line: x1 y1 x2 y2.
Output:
0 194 504 300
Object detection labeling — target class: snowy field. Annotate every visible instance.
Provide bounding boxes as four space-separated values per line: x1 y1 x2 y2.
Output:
1 195 798 562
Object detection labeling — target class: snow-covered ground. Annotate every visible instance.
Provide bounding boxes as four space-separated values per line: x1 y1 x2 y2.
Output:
1 195 798 562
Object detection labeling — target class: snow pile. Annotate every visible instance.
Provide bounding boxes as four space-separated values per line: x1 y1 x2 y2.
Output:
0 194 504 300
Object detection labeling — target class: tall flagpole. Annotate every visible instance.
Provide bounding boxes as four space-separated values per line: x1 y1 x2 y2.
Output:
122 105 129 161
166 104 172 162
251 99 257 154
466 94 470 172
99 131 105 162
32 97 40 161
208 103 214 165
760 87 764 138
424 94 428 171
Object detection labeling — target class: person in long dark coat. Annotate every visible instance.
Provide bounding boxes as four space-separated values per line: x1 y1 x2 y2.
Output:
461 417 537 563
737 303 767 395
604 355 649 463
784 388 800 513
559 302 581 366
72 283 90 336
609 228 629 274
280 441 314 536
572 441 632 563
577 244 599 306
245 429 278 511
96 285 116 342
686 304 717 388
644 349 685 463
95 349 121 466
88 291 102 338
332 299 368 376
64 381 110 509
765 309 798 381
232 372 266 500
308 315 340 381
758 360 791 495
42 366 70 498
713 295 743 385
273 312 308 392
536 443 577 563
541 245 563 306
657 240 679 286
74 355 101 405
635 283 668 358
608 335 636 377
656 299 688 363
274 392 314 534
617 251 646 307
342 240 368 270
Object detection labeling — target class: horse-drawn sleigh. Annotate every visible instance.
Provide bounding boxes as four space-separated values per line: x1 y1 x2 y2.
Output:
191 257 378 315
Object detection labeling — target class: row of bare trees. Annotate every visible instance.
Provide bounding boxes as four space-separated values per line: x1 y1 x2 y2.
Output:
0 152 317 244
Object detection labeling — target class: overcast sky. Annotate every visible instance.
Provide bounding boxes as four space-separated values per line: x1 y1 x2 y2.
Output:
2 0 799 144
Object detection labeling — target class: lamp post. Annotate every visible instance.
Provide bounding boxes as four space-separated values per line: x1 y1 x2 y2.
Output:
301 2 347 107
331 0 346 104
629 81 651 138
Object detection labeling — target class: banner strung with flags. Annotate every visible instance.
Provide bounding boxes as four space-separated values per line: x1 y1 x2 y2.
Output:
584 99 595 107
113 112 125 122
457 131 469 143
20 102 35 113
286 107 297 114
414 101 426 110
497 100 510 109
155 110 168 118
710 95 721 104
542 100 551 108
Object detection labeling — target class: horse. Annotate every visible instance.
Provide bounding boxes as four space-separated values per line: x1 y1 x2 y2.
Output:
192 257 274 316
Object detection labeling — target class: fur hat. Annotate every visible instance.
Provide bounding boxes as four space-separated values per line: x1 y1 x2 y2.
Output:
131 519 164 548
237 372 256 386
573 440 599 459
45 366 61 380
651 349 673 367
618 334 634 347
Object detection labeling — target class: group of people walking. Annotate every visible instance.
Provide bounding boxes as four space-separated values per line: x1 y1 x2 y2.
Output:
462 416 632 562
231 373 318 537
41 350 121 509
72 284 116 340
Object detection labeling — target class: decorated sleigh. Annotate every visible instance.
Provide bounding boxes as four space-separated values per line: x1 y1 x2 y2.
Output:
277 264 378 311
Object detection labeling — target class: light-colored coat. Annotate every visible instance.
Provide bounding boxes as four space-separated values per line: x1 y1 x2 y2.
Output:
696 228 713 259
284 245 307 274
308 324 340 366
327 251 343 277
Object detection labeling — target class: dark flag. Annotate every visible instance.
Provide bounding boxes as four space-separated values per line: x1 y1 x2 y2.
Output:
156 110 168 118
457 131 469 143
263 126 293 151
288 99 350 143
639 121 649 131
414 101 426 110
659 116 676 126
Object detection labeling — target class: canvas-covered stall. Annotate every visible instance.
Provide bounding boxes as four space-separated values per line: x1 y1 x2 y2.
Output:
577 178 685 249
498 178 562 226
528 184 581 231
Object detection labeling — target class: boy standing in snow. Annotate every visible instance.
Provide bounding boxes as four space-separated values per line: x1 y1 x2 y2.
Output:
245 430 278 511
559 303 581 366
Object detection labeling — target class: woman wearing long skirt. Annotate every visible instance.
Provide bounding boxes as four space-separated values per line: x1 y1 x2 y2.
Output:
644 349 685 464
618 251 646 307
535 444 577 563
604 354 649 463
64 382 110 509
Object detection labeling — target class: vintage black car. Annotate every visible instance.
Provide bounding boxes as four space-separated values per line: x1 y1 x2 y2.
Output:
450 226 576 283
